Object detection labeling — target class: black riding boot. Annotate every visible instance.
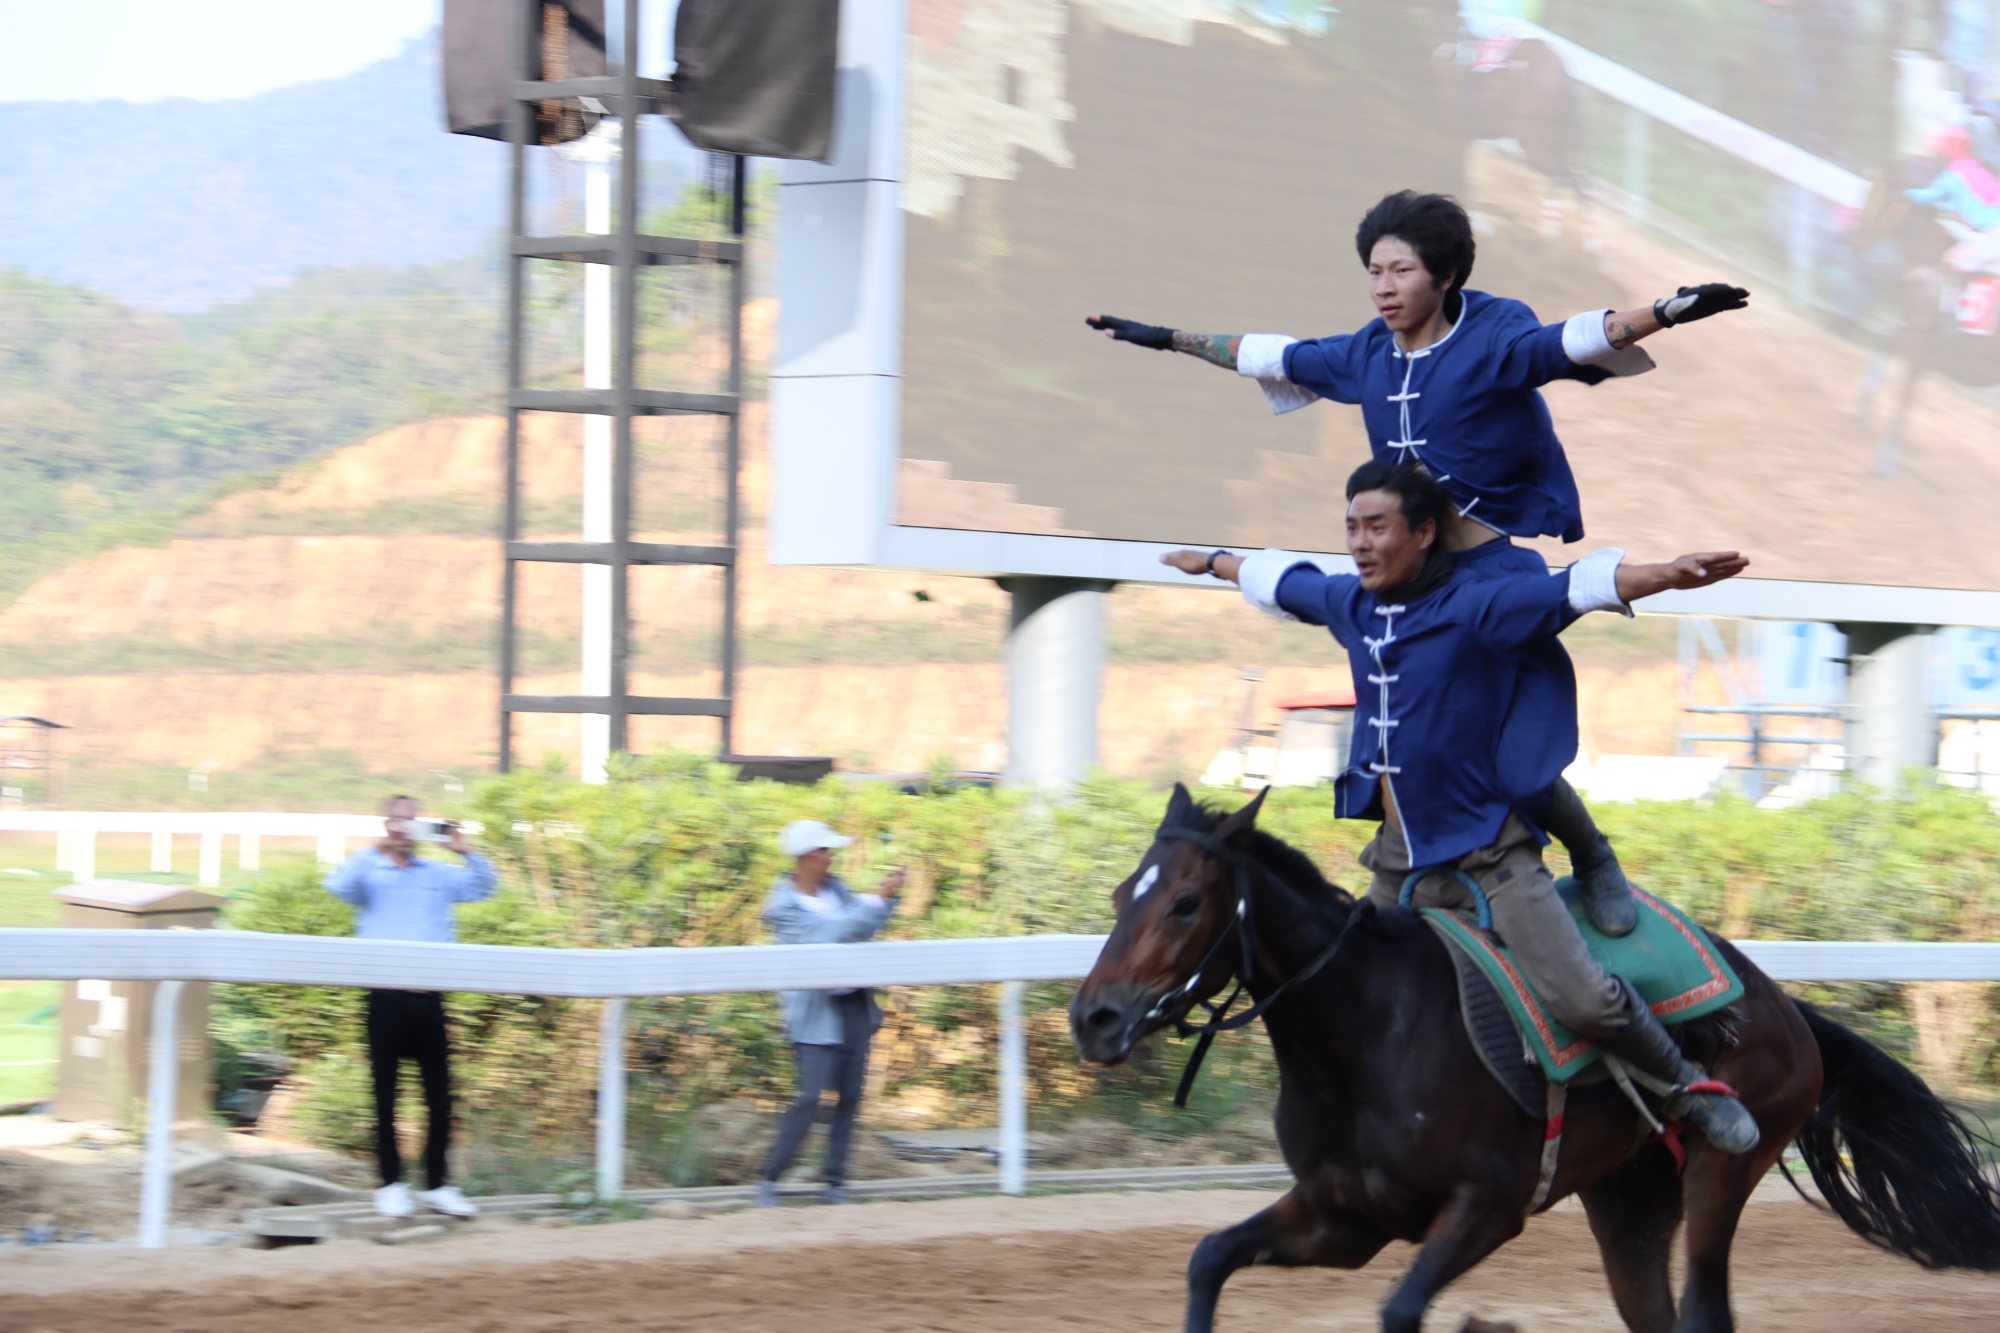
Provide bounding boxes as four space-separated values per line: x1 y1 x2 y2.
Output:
1599 978 1760 1154
1541 777 1638 937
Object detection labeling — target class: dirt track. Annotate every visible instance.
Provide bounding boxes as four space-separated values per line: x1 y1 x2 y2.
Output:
4 1188 1999 1332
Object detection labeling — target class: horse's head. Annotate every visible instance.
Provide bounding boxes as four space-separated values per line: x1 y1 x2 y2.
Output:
1070 783 1268 1065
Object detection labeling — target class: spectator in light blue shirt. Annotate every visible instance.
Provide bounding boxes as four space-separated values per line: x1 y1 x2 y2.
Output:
325 794 496 1220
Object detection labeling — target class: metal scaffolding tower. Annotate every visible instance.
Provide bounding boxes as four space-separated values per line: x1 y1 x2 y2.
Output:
496 0 741 772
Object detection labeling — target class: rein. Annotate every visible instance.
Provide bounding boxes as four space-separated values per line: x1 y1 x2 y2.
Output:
1146 825 1371 1106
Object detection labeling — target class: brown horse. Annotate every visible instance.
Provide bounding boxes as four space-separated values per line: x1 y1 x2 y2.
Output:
1070 785 2000 1332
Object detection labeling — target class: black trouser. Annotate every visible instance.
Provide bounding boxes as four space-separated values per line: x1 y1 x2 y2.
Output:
760 991 874 1187
365 989 453 1189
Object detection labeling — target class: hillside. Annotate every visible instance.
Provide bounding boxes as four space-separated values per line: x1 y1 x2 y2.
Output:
0 399 1711 808
0 32 702 311
0 36 505 310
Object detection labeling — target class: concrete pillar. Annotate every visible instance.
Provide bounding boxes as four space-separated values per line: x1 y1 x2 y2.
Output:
1000 578 1112 789
1839 623 1936 790
150 831 172 874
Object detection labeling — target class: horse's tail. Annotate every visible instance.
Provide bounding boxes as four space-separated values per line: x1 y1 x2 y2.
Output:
1792 999 2000 1269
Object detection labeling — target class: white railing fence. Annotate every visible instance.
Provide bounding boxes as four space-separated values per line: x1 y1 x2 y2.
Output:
0 811 394 885
4 929 1999 1247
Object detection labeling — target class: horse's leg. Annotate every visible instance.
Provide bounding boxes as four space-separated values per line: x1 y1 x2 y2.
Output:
1580 1147 1684 1333
1672 1133 1788 1333
1184 1188 1388 1333
1378 1184 1523 1333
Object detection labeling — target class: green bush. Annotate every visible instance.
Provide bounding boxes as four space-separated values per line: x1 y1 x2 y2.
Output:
216 761 2000 1186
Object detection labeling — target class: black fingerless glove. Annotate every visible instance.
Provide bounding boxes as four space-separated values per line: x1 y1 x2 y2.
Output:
1653 283 1750 327
1086 314 1175 350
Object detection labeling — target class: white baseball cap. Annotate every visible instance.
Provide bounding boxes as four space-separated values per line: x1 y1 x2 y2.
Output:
780 819 853 857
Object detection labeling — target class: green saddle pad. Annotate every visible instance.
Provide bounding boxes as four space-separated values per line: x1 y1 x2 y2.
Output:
1419 879 1743 1083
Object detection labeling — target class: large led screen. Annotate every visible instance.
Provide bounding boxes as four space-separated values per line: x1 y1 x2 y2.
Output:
895 0 2000 591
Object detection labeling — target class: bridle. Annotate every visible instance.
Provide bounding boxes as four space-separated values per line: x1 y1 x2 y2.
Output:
1139 824 1371 1105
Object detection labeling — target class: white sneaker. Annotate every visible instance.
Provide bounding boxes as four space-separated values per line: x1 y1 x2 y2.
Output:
375 1182 414 1218
416 1184 479 1217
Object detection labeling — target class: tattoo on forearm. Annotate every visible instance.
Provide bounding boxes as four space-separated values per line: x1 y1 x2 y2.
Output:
1607 319 1639 350
1172 330 1239 369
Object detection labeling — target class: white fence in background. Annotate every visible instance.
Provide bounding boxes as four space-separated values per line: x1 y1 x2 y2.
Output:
0 812 406 885
3 929 1999 1248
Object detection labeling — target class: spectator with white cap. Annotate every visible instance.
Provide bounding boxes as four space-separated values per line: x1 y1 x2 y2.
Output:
754 819 904 1206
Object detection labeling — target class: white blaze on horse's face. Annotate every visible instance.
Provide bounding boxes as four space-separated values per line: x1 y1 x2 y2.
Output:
1132 863 1160 902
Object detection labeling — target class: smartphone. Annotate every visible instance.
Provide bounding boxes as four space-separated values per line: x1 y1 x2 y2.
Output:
407 818 455 843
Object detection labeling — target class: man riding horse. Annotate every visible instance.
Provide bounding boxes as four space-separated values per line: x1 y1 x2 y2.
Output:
1091 190 1749 941
1162 460 1760 1155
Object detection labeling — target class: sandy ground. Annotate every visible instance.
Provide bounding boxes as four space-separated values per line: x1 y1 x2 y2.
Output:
4 1187 1999 1331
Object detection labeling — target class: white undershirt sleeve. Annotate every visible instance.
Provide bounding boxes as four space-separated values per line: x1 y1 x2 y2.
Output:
1234 334 1315 414
1566 547 1634 617
1237 548 1316 621
1561 309 1657 377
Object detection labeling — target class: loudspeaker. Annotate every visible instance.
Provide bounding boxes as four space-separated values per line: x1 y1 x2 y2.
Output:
669 0 841 162
443 0 607 144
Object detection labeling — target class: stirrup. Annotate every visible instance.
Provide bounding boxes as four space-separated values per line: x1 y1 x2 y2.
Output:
1667 1078 1760 1155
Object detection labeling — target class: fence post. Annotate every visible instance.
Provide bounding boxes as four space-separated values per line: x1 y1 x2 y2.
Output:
239 832 260 872
151 830 173 874
998 981 1026 1195
138 979 185 1249
596 997 628 1200
198 831 222 887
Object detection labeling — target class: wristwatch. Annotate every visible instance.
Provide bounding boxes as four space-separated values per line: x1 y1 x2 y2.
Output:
1204 550 1231 578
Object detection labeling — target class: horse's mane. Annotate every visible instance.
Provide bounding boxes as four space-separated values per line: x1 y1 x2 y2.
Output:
1183 800 1357 910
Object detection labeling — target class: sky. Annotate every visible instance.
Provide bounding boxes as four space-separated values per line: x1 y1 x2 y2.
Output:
2 0 439 103
0 0 676 104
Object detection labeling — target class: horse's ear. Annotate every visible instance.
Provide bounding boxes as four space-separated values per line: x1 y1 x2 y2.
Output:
1215 786 1269 843
1159 781 1194 831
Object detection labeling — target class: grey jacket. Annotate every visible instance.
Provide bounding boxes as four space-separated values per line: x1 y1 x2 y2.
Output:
763 874 894 1046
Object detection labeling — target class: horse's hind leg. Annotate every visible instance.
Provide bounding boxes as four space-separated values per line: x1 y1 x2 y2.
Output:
1580 1146 1684 1333
1185 1188 1387 1333
1379 1184 1524 1333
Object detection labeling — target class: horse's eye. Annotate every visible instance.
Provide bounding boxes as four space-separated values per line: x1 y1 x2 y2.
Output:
1170 893 1202 919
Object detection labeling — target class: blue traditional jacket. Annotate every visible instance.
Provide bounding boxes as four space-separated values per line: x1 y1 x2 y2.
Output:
1238 547 1627 866
1456 538 1577 806
1236 290 1653 543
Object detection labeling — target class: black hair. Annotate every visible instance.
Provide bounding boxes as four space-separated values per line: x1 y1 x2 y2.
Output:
1354 191 1475 294
1345 459 1447 536
384 793 416 815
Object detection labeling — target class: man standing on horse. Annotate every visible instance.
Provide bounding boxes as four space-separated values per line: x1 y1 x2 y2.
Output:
1089 190 1749 942
1162 461 1761 1154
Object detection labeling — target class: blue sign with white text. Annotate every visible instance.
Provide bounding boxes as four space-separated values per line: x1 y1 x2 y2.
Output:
1756 622 1846 705
1935 628 2000 708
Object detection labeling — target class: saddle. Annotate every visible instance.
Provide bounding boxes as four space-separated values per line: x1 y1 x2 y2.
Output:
1421 877 1744 1118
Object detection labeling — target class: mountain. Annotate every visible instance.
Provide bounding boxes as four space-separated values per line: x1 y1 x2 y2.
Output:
0 30 697 311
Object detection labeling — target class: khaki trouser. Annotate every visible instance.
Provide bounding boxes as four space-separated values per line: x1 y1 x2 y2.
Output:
1361 814 1628 1039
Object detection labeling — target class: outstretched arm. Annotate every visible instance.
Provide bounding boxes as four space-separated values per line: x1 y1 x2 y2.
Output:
1161 548 1244 580
1603 284 1750 349
1613 550 1750 601
1472 547 1749 653
1086 314 1243 369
